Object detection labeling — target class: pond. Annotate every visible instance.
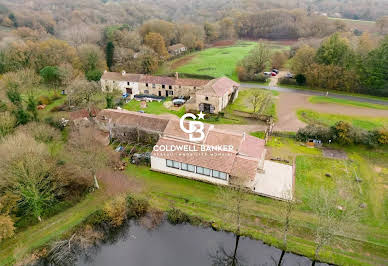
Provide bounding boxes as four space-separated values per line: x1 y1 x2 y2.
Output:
75 220 328 266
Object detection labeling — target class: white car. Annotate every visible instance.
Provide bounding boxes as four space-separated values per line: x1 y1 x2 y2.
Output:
264 72 272 76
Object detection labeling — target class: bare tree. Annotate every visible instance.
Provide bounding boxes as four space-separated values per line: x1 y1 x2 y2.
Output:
310 185 358 265
217 181 248 266
249 91 265 114
278 190 296 266
66 127 114 190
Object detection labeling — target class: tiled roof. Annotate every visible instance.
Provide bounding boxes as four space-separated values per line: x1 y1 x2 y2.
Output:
97 109 265 181
163 119 213 144
97 109 170 133
230 156 260 182
168 43 185 51
101 71 209 87
152 136 237 173
197 77 240 97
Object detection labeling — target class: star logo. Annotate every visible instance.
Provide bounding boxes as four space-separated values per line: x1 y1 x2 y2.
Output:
197 111 205 120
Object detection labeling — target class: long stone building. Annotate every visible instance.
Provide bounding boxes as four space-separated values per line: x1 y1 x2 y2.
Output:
100 71 240 114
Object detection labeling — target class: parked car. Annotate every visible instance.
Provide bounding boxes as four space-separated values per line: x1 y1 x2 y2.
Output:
271 72 277 76
264 71 272 76
286 72 293 78
272 69 279 74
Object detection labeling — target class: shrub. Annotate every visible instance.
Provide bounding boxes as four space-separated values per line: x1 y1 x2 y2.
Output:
18 122 61 143
295 74 306 85
167 208 190 224
126 194 149 218
0 100 7 112
103 195 128 227
296 124 333 142
50 104 67 112
86 69 103 81
44 115 66 130
0 215 15 241
253 73 267 82
0 112 16 138
376 129 388 144
279 77 297 85
331 121 354 144
38 95 52 105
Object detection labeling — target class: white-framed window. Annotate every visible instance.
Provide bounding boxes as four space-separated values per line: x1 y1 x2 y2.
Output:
213 170 227 180
152 84 156 88
219 172 227 180
169 91 173 95
173 161 180 169
196 166 204 175
187 164 195 172
181 163 188 171
203 168 211 176
166 160 173 167
144 90 149 94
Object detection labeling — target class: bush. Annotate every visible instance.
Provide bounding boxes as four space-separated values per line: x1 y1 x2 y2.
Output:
0 112 16 138
279 77 297 85
0 215 15 241
126 195 149 218
103 195 128 227
295 74 306 85
331 121 354 144
86 69 103 81
18 122 61 143
253 73 268 82
376 129 388 144
38 95 52 105
296 124 333 142
167 208 191 224
44 115 66 130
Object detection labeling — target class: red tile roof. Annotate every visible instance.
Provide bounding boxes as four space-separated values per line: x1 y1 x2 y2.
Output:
101 72 209 87
97 109 170 133
168 43 186 51
197 77 240 97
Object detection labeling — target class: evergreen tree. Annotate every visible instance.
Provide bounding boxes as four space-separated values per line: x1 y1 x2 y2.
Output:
106 41 115 71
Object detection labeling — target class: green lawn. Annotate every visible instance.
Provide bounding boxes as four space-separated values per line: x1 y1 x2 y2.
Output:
160 41 289 81
297 109 388 130
277 83 388 102
226 88 276 115
0 191 107 265
122 99 185 117
309 96 388 110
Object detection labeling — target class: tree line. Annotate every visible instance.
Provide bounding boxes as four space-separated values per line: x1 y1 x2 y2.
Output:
287 33 388 96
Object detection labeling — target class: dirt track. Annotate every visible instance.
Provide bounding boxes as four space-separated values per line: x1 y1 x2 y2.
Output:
274 92 388 131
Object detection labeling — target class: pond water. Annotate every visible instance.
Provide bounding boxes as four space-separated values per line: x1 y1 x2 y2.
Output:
76 220 328 266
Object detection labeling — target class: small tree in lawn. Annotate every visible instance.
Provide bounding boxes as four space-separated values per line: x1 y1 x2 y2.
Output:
249 90 265 114
215 178 248 266
278 189 296 266
66 127 112 190
310 183 358 265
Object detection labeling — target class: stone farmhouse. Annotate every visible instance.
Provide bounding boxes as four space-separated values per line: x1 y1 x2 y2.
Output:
168 43 187 56
96 109 294 200
100 71 240 114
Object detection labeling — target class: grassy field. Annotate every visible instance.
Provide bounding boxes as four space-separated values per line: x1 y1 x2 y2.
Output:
309 96 388 110
1 136 387 265
226 88 277 118
277 83 388 102
297 109 388 130
159 41 290 81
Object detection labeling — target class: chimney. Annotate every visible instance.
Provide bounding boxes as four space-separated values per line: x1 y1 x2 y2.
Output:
175 72 179 80
122 70 126 76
